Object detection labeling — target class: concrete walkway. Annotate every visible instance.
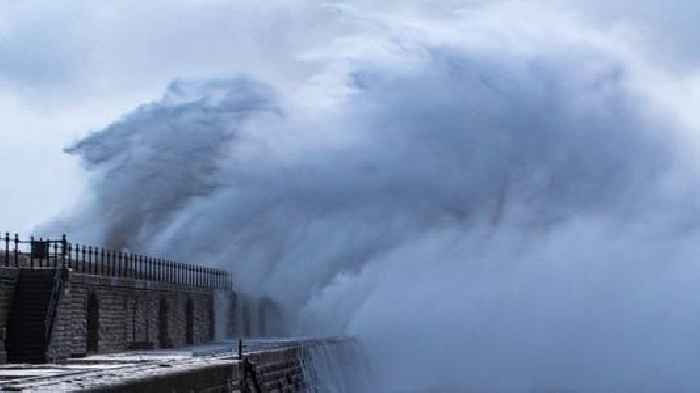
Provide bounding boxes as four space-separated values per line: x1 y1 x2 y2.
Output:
0 337 317 392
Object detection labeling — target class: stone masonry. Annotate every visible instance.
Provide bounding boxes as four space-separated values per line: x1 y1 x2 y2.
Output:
0 269 18 363
47 269 228 362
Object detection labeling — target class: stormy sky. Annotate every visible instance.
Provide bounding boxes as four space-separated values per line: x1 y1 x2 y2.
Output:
5 2 700 392
2 1 700 233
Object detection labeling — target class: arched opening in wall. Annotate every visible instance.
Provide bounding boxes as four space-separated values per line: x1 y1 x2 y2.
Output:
258 300 267 337
227 292 237 338
159 298 171 348
131 300 137 342
208 295 215 341
186 298 194 345
259 297 284 337
86 292 100 354
242 301 251 337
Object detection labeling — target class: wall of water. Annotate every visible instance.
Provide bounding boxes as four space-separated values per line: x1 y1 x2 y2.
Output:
299 338 372 393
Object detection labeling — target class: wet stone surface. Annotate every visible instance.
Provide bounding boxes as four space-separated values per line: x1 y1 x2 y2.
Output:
0 338 316 392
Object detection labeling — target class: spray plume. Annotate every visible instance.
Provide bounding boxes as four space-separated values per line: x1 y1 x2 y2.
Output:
59 3 700 392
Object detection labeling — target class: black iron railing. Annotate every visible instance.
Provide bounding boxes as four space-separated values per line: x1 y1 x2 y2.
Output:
1 233 232 290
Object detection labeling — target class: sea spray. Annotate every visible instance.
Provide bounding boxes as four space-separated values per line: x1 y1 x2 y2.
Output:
54 2 700 392
299 337 372 393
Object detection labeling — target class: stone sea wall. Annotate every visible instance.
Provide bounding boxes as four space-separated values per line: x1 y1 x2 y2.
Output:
78 338 362 393
0 268 19 363
48 270 226 361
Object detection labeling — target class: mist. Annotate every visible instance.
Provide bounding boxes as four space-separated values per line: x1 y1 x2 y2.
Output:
54 2 700 392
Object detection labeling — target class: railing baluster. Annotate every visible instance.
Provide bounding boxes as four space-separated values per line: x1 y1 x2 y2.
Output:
80 245 86 272
53 241 58 268
66 243 71 270
30 236 35 268
13 234 18 267
4 232 9 267
61 234 67 268
109 250 114 276
97 248 102 275
38 237 43 268
90 246 95 274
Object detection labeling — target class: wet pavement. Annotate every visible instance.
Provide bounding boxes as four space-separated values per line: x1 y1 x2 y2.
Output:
0 337 320 391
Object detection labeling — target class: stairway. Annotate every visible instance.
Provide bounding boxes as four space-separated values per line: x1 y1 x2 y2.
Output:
7 269 55 364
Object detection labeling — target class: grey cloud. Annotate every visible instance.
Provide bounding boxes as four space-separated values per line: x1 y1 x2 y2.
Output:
13 1 700 392
57 5 700 392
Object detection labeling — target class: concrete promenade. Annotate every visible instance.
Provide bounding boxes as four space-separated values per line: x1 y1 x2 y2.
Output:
0 338 351 392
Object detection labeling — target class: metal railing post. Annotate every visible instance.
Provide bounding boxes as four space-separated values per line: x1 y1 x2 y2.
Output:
4 232 9 267
38 237 43 267
13 234 18 267
62 234 67 268
53 241 58 268
89 246 93 273
81 245 86 272
30 236 35 268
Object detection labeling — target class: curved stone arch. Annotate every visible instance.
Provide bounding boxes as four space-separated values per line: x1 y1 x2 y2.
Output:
130 297 138 342
258 297 284 337
208 294 215 341
86 291 100 353
185 297 194 345
158 297 171 348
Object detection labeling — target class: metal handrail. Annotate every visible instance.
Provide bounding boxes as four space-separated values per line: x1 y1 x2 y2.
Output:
1 233 232 290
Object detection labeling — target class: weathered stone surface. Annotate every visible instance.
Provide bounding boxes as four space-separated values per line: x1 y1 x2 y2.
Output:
46 270 229 362
0 338 353 393
0 269 19 364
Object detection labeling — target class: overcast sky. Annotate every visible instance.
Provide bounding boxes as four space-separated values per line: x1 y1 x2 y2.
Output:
2 0 700 234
